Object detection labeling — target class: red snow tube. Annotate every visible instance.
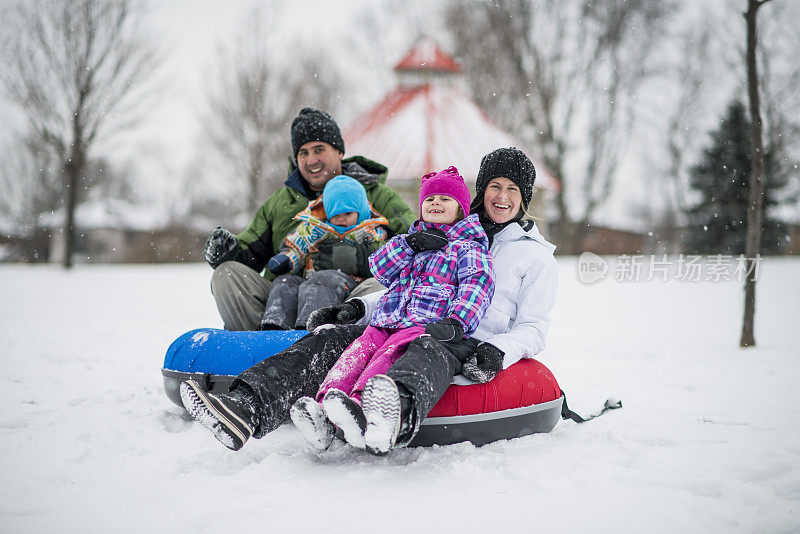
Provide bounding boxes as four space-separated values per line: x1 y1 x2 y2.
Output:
430 359 561 417
408 359 563 447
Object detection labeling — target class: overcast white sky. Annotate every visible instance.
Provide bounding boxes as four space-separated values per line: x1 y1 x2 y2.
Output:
115 0 437 195
3 0 797 230
130 0 381 166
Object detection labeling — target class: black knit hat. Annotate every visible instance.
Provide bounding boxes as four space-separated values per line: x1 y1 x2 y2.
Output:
470 147 536 213
290 107 345 161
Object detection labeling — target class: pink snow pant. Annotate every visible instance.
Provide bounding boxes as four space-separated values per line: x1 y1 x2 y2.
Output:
316 325 426 403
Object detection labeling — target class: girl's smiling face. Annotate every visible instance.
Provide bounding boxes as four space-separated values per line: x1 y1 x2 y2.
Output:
483 177 522 224
421 194 460 225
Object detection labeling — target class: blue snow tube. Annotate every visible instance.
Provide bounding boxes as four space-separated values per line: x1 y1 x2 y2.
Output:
161 328 307 407
161 328 563 447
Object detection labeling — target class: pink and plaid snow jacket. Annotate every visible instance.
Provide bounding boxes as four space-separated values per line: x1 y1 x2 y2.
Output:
281 197 389 280
368 213 494 336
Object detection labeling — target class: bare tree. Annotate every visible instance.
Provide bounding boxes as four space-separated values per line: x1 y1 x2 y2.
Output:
651 1 799 257
698 1 798 207
0 137 131 244
740 0 772 348
201 5 342 216
756 3 800 207
447 0 672 252
0 0 160 267
0 135 60 230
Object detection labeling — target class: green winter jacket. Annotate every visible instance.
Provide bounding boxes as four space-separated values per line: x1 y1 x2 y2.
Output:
234 156 414 279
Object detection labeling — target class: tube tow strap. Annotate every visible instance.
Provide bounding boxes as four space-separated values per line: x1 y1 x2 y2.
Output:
560 390 622 423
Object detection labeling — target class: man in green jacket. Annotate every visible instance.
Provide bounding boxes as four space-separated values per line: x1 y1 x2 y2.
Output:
204 107 414 331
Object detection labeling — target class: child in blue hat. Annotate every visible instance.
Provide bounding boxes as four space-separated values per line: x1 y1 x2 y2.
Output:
260 176 389 330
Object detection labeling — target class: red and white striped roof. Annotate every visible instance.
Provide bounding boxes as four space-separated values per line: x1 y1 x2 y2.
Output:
393 37 461 73
344 39 558 190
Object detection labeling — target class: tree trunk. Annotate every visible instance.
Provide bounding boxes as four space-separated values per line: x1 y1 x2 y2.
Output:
64 120 85 268
553 182 573 252
571 219 593 255
740 0 771 348
63 159 79 269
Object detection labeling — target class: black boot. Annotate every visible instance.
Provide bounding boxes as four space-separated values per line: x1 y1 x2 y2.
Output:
180 380 259 451
290 396 335 451
322 389 367 449
396 384 417 443
384 335 470 446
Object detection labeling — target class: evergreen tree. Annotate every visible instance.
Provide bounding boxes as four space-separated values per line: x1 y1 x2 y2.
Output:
684 100 788 255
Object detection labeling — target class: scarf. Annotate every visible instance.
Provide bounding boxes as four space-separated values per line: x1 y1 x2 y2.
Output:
478 210 524 248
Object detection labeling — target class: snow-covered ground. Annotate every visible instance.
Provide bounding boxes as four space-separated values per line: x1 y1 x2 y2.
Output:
1 258 798 533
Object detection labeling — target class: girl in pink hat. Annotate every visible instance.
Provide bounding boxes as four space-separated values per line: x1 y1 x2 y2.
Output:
290 166 495 452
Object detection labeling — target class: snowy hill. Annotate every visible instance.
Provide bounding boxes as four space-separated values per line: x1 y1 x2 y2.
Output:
1 259 798 533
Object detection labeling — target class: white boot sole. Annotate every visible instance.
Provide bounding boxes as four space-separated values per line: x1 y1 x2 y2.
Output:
362 375 401 456
289 398 334 451
322 390 366 449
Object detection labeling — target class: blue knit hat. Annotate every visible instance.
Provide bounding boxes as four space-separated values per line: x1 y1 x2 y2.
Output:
322 175 372 233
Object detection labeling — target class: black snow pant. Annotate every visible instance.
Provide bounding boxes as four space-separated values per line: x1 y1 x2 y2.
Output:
260 270 356 330
230 324 367 438
386 335 479 446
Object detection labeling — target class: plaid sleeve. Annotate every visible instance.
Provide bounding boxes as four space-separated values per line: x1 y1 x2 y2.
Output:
448 243 495 336
368 234 415 287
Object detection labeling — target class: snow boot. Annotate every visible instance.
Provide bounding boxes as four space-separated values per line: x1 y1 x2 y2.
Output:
180 379 255 451
362 375 404 456
290 396 335 451
322 389 367 449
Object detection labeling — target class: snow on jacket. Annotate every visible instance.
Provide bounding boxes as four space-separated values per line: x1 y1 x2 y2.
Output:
281 197 389 279
368 213 495 336
234 157 415 280
356 219 557 375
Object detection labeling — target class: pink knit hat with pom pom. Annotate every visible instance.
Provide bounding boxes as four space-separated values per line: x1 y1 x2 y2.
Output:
419 166 471 217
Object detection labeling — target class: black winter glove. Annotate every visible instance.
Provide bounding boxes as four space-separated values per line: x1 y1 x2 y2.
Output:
267 253 291 275
462 343 504 384
424 317 464 343
204 227 242 269
311 238 372 278
305 299 366 331
405 228 448 253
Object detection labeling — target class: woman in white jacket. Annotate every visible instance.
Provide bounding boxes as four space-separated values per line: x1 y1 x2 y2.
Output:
318 147 559 455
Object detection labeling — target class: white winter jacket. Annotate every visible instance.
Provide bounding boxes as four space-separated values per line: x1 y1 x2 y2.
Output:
355 220 558 379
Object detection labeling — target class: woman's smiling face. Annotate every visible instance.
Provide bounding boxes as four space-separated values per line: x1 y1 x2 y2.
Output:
483 177 522 224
